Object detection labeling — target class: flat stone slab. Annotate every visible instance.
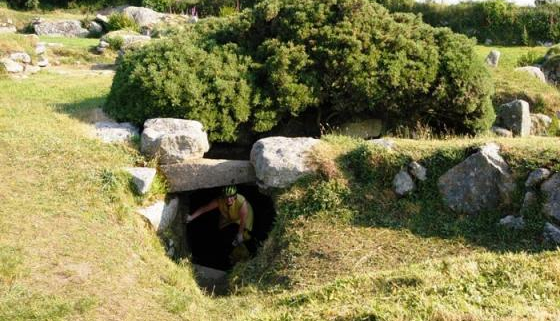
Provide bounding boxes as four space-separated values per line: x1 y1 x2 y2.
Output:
137 197 178 233
161 158 256 192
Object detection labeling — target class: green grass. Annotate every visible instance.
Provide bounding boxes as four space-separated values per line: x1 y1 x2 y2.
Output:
475 45 560 114
39 36 100 48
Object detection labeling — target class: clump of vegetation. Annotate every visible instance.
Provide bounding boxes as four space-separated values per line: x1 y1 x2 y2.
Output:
106 0 494 142
107 12 139 32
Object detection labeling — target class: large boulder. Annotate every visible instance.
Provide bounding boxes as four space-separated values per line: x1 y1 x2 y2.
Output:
101 30 151 49
485 50 501 67
541 173 560 222
161 159 256 192
137 197 179 233
122 6 164 27
250 137 320 189
495 100 531 137
141 118 209 164
514 66 546 83
530 113 553 136
33 20 89 37
438 143 516 215
0 58 23 73
333 119 383 139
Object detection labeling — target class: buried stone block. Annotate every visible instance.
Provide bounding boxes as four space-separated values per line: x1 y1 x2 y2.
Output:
496 100 531 137
137 196 179 233
438 143 515 215
161 159 256 193
393 169 415 196
124 167 157 195
542 173 560 222
95 121 139 143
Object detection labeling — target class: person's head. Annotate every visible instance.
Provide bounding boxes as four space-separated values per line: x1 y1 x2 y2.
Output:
221 185 237 206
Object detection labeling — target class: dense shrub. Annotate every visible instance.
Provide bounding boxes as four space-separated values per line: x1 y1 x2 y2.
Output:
383 0 560 45
107 13 139 32
7 0 138 10
105 0 494 142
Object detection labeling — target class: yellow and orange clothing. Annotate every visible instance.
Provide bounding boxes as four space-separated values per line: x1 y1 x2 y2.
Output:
217 194 254 239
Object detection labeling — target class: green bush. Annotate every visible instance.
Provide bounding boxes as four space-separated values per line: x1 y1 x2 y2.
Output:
105 0 495 142
516 50 543 67
107 13 139 32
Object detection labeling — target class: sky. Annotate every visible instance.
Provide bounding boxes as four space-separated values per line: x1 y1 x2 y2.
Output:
416 0 536 6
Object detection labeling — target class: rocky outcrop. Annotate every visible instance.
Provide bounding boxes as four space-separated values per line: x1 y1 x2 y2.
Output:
485 50 500 67
250 137 320 189
438 143 515 215
495 100 531 137
530 113 552 136
137 197 179 233
393 170 415 196
514 66 546 83
100 30 151 53
124 167 157 195
542 173 560 222
161 159 256 192
122 6 164 27
95 121 139 143
141 118 209 164
33 20 89 37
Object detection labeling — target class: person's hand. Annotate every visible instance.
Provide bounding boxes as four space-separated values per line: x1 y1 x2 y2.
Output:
232 233 244 247
185 215 195 223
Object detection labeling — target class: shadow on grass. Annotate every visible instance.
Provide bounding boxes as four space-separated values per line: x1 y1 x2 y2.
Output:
55 97 111 124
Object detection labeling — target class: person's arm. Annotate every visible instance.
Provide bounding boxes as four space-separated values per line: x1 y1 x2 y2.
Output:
235 201 248 243
186 199 219 222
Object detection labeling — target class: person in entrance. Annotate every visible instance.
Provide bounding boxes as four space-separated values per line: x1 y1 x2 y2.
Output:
186 185 255 264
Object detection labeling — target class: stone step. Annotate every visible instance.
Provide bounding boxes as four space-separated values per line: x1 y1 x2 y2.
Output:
161 158 256 192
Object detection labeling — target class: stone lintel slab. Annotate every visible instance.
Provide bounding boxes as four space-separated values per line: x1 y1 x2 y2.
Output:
161 158 256 192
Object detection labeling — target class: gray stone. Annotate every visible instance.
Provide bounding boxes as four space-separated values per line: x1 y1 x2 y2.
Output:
333 119 383 139
542 173 560 222
0 26 16 34
161 159 256 193
438 143 516 215
522 191 538 211
95 14 109 25
0 58 23 73
9 52 31 64
369 138 395 150
496 100 531 137
393 170 415 196
141 118 209 164
137 197 179 233
525 168 552 188
88 21 103 35
250 136 320 189
122 6 164 27
37 57 49 67
34 20 89 37
530 113 553 136
544 222 560 244
99 40 110 48
101 31 151 48
35 43 47 55
95 121 139 143
124 167 157 195
485 50 501 67
408 161 427 181
515 66 546 83
498 215 525 230
491 126 513 138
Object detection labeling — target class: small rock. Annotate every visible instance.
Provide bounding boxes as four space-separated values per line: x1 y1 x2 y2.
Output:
137 197 179 233
0 58 23 73
369 138 395 150
499 215 525 230
530 113 553 136
95 121 139 143
393 169 415 196
408 161 427 181
542 173 560 222
9 52 31 64
485 50 501 67
88 21 103 35
515 66 546 83
99 40 110 48
124 167 157 195
544 222 560 244
35 43 46 55
95 14 109 25
525 168 551 188
491 126 513 137
37 57 49 67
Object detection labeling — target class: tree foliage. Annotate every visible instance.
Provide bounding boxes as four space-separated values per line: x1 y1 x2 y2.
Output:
105 0 494 142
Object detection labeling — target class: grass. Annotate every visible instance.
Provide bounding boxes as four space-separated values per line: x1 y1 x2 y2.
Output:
475 45 560 115
1 39 560 319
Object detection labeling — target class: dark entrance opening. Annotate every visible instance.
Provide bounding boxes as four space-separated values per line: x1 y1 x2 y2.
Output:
185 184 276 271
